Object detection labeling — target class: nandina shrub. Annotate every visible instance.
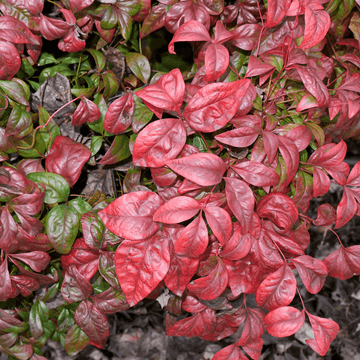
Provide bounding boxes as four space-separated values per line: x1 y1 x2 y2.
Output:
1 0 360 359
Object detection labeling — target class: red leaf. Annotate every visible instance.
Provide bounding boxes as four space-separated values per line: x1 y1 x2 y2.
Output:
306 312 339 356
255 264 296 311
266 0 291 27
283 125 312 152
153 196 201 224
222 227 252 261
132 118 187 168
72 97 100 126
224 177 254 234
11 275 39 297
187 257 228 300
312 203 336 226
0 208 19 254
213 20 234 44
203 206 232 246
308 140 347 168
323 245 360 280
183 79 251 132
115 234 170 306
69 0 94 13
39 14 71 41
45 136 90 188
135 68 185 116
91 287 130 314
335 187 357 229
58 28 86 53
104 93 134 134
166 153 226 187
9 252 50 273
265 307 305 337
168 20 211 54
291 255 328 294
74 299 109 349
174 213 209 257
0 41 21 81
312 166 330 197
0 16 40 45
231 161 279 187
346 161 360 186
299 8 330 50
256 193 298 232
231 24 262 51
0 258 17 301
262 131 279 164
205 44 229 82
242 338 263 360
61 265 93 304
294 65 330 107
140 3 167 39
245 55 275 78
167 308 216 337
278 136 299 191
182 293 208 313
235 307 265 346
213 344 245 360
98 191 163 241
9 189 45 216
215 127 260 148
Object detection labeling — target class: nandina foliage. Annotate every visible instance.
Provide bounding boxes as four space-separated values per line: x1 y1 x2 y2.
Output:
1 0 360 359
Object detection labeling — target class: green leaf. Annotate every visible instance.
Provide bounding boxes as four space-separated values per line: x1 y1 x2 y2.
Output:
100 5 118 29
27 172 70 204
88 94 107 135
38 106 61 150
99 134 131 165
21 58 35 77
68 198 92 216
12 78 30 101
90 136 103 156
40 283 59 302
115 6 133 40
132 94 153 133
64 324 89 356
46 202 81 254
86 49 106 72
39 65 75 84
29 302 43 338
16 132 46 158
101 70 119 100
71 87 95 98
28 80 40 91
5 104 32 136
0 80 29 106
57 53 89 65
125 52 151 84
38 52 58 66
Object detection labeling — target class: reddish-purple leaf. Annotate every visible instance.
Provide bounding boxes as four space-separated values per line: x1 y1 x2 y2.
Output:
231 161 279 187
299 8 330 50
9 252 50 273
115 234 170 306
71 97 100 126
230 24 262 51
74 299 109 349
11 275 39 297
132 118 186 168
266 0 291 27
0 40 21 81
135 68 185 116
256 193 298 232
265 307 305 337
45 136 90 188
205 44 229 82
98 191 163 240
291 255 328 294
175 213 209 257
166 153 225 187
306 312 339 356
168 20 211 54
312 203 336 226
167 308 216 337
224 177 254 234
215 127 260 148
91 287 130 314
183 79 251 132
323 245 360 280
203 206 232 246
187 257 228 300
61 265 93 304
255 264 296 311
104 93 134 134
153 196 200 224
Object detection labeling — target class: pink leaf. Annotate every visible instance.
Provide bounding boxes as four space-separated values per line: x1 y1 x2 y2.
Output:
224 177 254 234
266 0 291 27
265 307 305 337
98 191 163 240
45 136 90 188
166 153 226 187
115 234 170 306
231 161 279 187
291 255 328 294
104 93 134 134
183 79 251 132
323 245 360 280
153 196 201 224
306 312 339 356
168 20 211 54
299 8 330 49
205 44 229 81
74 299 109 348
255 264 296 311
133 118 187 168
